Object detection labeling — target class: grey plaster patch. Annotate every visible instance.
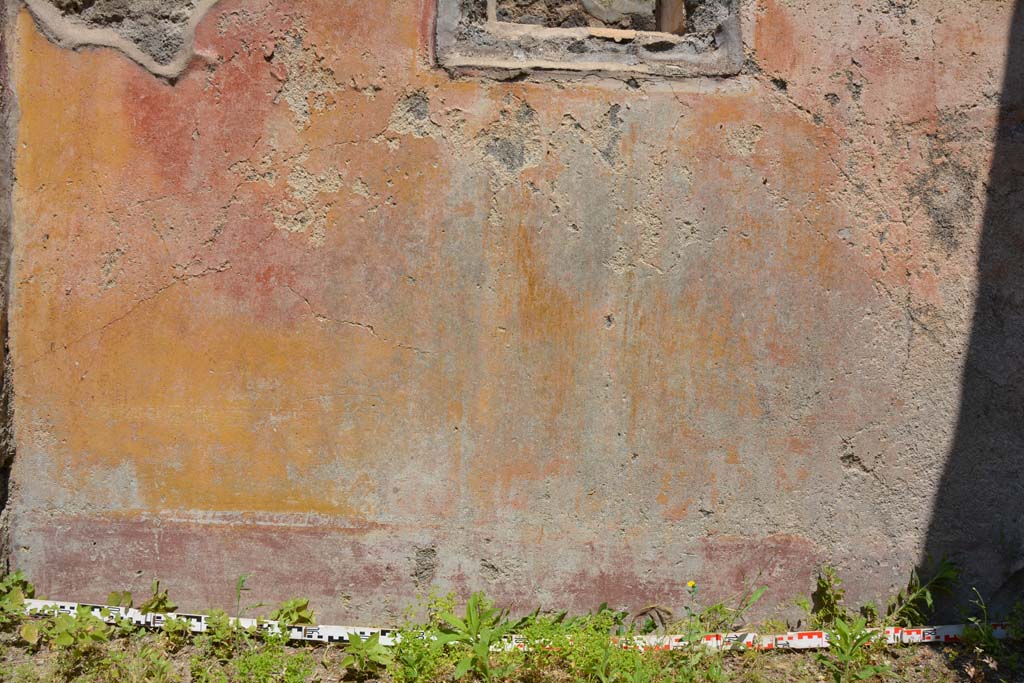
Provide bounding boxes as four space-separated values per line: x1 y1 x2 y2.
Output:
269 24 344 128
477 98 543 179
388 91 442 138
411 546 438 586
24 0 221 78
479 558 502 581
682 0 733 38
910 156 977 253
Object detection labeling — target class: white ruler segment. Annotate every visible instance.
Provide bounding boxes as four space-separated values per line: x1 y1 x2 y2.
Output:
22 599 1011 651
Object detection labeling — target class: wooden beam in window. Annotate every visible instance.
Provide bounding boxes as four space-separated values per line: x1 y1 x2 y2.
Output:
655 0 686 34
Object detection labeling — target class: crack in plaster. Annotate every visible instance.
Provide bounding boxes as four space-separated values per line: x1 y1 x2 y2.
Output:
23 262 231 367
283 285 434 356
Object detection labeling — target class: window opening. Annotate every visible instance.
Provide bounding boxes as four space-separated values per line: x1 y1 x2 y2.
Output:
436 0 742 79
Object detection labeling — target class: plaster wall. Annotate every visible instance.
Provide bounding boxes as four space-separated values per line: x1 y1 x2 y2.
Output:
0 0 1020 622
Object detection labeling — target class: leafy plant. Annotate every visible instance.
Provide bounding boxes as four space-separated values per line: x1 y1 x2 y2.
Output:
962 589 1003 663
579 636 619 683
138 581 177 615
817 616 889 683
162 615 193 651
102 588 146 638
233 573 273 619
390 630 446 683
665 579 767 656
22 606 112 677
189 654 230 683
803 566 850 629
436 592 520 681
859 601 879 625
236 574 251 616
107 590 133 608
666 619 717 680
21 606 108 650
388 594 455 683
715 586 767 634
98 643 180 683
341 632 393 675
113 615 146 639
197 609 246 662
269 598 315 628
635 582 737 681
565 604 646 683
0 572 33 631
18 621 41 649
1009 600 1024 641
669 580 767 639
232 635 316 683
516 609 574 674
885 559 958 627
626 658 654 683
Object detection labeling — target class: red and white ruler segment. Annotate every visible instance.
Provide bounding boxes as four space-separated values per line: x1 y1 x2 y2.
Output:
23 599 1011 651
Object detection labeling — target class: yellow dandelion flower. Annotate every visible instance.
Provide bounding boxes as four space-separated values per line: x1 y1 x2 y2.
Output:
687 580 696 588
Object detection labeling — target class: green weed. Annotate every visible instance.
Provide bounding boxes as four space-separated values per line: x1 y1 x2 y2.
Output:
232 634 316 683
341 632 393 676
0 572 33 631
516 609 574 674
961 588 1015 670
138 580 177 615
269 597 315 628
816 616 889 683
106 590 133 608
388 594 453 683
798 566 850 629
885 559 958 627
103 589 147 639
1008 600 1024 641
236 574 252 616
2 568 1020 683
196 609 247 662
390 631 447 683
161 615 193 652
436 591 520 681
189 655 230 683
557 603 667 683
6 662 48 683
96 643 180 683
25 606 112 678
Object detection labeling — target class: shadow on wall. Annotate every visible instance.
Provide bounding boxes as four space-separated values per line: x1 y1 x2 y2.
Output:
0 1 16 572
921 0 1024 619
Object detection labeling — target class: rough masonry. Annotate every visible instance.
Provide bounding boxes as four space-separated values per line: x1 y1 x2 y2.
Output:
0 0 1022 623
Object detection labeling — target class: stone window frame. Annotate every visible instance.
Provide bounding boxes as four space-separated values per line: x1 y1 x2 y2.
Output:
435 0 742 79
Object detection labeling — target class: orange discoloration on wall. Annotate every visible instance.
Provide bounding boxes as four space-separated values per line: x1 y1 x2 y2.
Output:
15 13 133 196
754 0 799 76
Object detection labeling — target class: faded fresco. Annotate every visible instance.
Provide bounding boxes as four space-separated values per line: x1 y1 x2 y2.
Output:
0 0 1021 622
